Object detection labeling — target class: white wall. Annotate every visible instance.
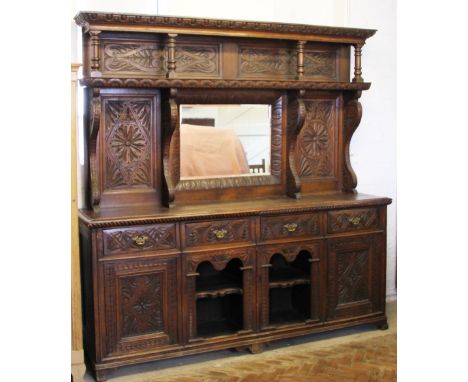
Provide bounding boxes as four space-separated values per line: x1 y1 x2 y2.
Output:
72 0 397 298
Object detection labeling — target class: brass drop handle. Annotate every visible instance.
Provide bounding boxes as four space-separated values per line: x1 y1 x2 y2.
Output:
212 229 227 239
283 223 298 232
132 235 149 246
348 216 361 225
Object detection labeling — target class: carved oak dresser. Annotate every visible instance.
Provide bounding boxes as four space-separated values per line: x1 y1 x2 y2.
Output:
75 11 392 381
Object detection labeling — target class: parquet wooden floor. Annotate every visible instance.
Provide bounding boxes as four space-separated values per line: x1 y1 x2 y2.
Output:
87 302 397 382
140 334 396 382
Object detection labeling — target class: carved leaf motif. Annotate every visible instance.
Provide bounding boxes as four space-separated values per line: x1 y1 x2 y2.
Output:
337 250 369 304
303 51 336 79
240 48 293 76
121 274 163 337
297 100 335 178
105 100 152 189
103 43 163 73
174 46 218 74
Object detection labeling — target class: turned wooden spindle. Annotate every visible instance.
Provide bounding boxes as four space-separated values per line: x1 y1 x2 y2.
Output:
352 43 364 82
296 40 306 79
89 31 101 73
166 33 178 78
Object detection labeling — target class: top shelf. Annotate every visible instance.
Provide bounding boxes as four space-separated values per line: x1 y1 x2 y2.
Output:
74 11 376 44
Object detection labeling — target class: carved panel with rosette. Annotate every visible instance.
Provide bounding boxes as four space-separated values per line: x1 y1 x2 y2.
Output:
296 99 337 179
103 224 177 255
103 99 153 189
102 256 178 357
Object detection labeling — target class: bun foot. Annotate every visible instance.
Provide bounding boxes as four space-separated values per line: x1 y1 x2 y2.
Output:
378 322 389 330
95 369 110 382
248 343 264 354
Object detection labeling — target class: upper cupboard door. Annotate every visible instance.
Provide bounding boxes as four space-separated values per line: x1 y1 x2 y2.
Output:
98 89 161 208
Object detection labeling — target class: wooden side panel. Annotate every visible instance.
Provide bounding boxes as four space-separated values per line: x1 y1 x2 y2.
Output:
98 89 161 208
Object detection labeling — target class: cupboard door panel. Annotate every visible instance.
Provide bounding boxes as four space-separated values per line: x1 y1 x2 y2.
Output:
183 248 256 341
101 255 178 357
326 234 383 320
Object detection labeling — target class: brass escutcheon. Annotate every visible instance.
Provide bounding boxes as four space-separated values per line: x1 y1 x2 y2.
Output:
283 223 298 232
213 229 227 239
132 235 149 246
348 216 361 225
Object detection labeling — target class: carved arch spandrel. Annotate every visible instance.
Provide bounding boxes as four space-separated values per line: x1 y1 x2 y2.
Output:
162 89 180 207
286 91 306 198
342 91 362 192
89 88 101 211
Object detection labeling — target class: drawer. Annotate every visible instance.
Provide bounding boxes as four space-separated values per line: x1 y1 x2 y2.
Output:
260 213 320 241
103 223 177 255
184 218 252 248
327 208 379 234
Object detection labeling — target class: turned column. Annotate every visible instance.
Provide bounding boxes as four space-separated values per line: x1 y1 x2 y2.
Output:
89 30 101 76
352 43 364 82
166 33 178 78
296 40 306 79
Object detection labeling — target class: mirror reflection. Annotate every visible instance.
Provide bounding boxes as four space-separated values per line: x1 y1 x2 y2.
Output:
180 104 271 179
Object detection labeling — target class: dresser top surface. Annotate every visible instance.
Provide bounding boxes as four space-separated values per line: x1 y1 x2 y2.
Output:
79 192 391 228
74 11 376 43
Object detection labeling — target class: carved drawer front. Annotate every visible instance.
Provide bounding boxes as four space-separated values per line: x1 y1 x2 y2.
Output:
260 213 320 241
103 224 177 255
184 219 252 248
327 208 379 234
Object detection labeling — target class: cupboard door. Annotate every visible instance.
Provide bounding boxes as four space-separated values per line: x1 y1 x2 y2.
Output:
100 255 178 358
258 242 321 330
326 234 384 320
183 248 256 342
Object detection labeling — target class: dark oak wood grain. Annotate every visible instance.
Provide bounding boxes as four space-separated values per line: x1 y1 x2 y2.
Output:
76 12 389 382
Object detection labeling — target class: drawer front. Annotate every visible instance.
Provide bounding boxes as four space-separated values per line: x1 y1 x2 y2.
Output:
103 224 177 255
184 219 252 248
260 213 320 241
327 208 379 234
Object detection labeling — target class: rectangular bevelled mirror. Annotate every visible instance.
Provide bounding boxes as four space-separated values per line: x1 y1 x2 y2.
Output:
179 104 272 179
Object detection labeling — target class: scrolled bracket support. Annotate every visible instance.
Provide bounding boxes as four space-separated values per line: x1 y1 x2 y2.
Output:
342 91 362 192
286 89 306 199
89 88 101 211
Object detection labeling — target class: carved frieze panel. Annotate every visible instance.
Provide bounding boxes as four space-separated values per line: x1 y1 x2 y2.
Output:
173 44 220 76
303 50 337 79
337 250 369 304
328 208 379 233
102 41 165 76
104 99 153 189
239 47 295 78
185 219 252 248
260 213 320 241
103 224 176 255
296 100 336 179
